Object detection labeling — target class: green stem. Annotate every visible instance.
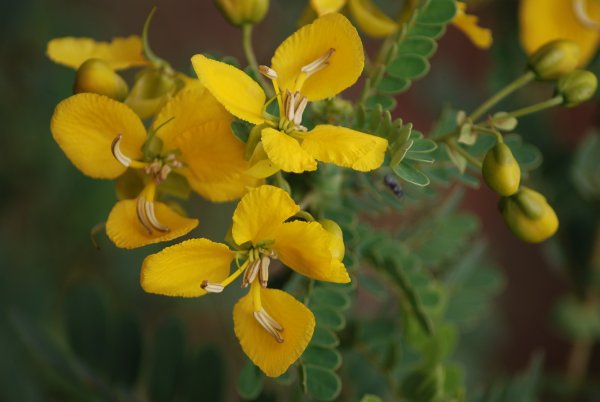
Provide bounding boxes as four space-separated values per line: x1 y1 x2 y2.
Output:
499 95 564 120
242 24 273 97
469 71 535 121
446 139 483 169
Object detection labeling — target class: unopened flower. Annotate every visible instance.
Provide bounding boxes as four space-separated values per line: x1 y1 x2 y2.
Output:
528 39 580 80
520 0 600 67
73 58 129 101
141 185 349 376
482 142 521 196
214 0 270 26
557 69 598 107
51 83 259 248
499 187 559 243
192 13 388 176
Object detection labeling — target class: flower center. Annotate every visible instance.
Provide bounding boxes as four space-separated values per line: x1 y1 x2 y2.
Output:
200 245 284 342
111 134 183 234
573 0 600 30
259 48 335 134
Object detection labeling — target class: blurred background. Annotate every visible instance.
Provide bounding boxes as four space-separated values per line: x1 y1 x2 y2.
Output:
1 0 599 401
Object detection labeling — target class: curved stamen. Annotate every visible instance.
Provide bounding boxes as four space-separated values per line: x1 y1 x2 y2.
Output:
301 48 335 76
259 65 284 117
242 258 261 288
259 256 270 287
201 280 225 293
136 196 170 234
573 0 600 29
136 196 153 235
259 65 278 80
144 199 170 232
254 308 284 343
111 134 147 168
201 259 251 293
251 281 284 342
293 96 309 126
111 134 133 166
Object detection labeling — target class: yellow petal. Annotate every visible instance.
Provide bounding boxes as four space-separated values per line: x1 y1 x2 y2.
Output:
46 36 147 70
175 120 248 184
520 0 600 66
310 0 346 15
191 54 266 124
452 2 493 49
106 199 198 249
152 83 232 151
232 185 299 245
271 13 364 101
247 140 280 179
262 128 317 173
274 221 350 283
189 174 263 202
233 288 315 377
348 0 399 38
50 93 146 179
301 125 387 171
140 238 234 297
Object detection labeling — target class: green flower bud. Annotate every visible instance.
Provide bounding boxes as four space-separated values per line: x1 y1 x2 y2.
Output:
482 142 521 196
125 68 179 119
528 39 580 80
557 69 597 107
318 219 345 261
214 0 269 26
73 58 129 101
499 187 559 243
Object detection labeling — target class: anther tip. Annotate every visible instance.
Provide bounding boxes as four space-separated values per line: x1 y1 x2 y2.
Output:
200 280 208 289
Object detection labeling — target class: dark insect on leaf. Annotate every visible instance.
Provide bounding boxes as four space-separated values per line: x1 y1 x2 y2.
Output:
384 174 405 198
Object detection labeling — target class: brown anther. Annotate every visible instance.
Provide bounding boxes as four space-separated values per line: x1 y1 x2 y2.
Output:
259 256 270 287
259 65 278 80
201 280 225 293
135 196 170 234
242 259 260 288
254 308 284 343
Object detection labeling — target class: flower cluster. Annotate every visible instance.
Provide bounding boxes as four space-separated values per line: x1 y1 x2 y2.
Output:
48 10 386 374
47 0 599 380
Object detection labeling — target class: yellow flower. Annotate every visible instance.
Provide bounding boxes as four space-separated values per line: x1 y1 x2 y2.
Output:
309 0 398 38
46 36 147 70
520 0 600 67
452 2 492 49
51 82 259 249
141 185 350 377
191 13 388 176
307 0 492 48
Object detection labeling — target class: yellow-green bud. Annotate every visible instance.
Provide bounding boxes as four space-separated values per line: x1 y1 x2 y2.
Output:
528 39 580 80
318 219 345 261
124 68 178 119
73 58 129 101
557 69 597 107
214 0 269 26
482 142 521 196
499 187 559 243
